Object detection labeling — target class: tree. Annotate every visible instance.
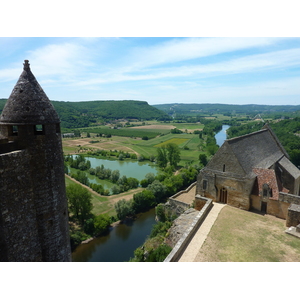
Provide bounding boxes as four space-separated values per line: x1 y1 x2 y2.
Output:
146 180 167 203
132 190 155 213
145 172 156 185
156 146 168 168
110 169 120 183
111 185 121 194
199 153 208 166
127 177 139 189
66 184 93 225
94 214 111 235
115 199 134 220
166 143 181 168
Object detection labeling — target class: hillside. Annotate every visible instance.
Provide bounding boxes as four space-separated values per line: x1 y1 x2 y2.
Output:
0 99 169 128
154 103 300 117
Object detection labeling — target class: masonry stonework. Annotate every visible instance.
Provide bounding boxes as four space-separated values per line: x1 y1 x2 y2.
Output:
0 60 71 261
196 125 300 227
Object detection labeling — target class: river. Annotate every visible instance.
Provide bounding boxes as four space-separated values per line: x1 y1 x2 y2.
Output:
215 125 230 146
71 126 229 262
72 208 156 262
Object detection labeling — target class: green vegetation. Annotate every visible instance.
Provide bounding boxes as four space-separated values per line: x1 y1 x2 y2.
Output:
84 126 161 139
155 138 189 148
67 184 93 225
65 154 139 196
197 205 300 262
57 101 300 258
66 182 113 250
129 205 175 262
154 103 300 119
0 99 170 129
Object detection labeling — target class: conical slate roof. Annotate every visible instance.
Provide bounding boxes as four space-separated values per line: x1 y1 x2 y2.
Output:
0 60 60 125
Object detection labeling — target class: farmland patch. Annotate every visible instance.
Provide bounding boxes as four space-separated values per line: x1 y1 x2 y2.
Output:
154 138 189 148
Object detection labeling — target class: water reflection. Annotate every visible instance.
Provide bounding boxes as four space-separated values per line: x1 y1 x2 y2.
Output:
72 209 156 262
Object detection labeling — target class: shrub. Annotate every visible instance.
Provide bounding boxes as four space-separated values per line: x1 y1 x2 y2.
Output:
94 214 111 235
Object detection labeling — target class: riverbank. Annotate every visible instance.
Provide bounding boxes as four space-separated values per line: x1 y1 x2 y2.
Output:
65 174 144 216
72 208 156 262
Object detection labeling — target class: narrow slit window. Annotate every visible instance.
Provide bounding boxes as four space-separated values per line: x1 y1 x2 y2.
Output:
10 126 18 136
34 124 45 135
223 164 226 172
13 126 18 135
203 180 207 190
56 123 61 134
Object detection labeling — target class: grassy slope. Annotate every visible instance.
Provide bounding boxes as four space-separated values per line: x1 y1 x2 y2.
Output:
196 205 300 262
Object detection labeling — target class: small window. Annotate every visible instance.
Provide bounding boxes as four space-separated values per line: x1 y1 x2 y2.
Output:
203 179 207 190
34 124 45 135
56 123 61 134
12 126 18 136
223 164 226 172
8 125 18 136
263 183 269 198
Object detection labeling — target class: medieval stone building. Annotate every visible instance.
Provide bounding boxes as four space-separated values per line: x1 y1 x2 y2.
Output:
196 124 300 225
0 60 71 261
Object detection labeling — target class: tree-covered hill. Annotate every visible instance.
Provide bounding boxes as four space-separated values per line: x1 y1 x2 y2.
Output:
154 103 300 118
0 99 170 128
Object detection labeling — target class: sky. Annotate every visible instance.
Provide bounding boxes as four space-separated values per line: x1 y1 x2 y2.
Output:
1 2 300 108
1 0 299 294
1 37 300 106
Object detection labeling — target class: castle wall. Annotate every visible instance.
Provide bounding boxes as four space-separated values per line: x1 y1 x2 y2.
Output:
0 150 43 261
250 195 261 211
0 124 71 261
26 124 71 261
0 61 71 262
278 192 300 222
267 199 289 219
197 169 254 211
286 204 300 227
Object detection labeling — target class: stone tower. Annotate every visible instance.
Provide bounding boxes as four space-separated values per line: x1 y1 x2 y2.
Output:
0 60 71 261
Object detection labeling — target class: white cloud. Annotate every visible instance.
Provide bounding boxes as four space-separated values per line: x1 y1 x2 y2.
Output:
25 42 94 80
75 46 300 87
127 37 286 68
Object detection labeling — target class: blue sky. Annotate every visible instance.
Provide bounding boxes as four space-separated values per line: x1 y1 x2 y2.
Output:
1 37 300 105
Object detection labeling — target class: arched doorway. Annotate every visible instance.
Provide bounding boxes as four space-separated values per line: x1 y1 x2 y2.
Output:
219 187 228 204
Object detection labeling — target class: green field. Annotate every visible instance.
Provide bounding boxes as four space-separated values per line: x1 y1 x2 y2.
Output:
154 138 189 148
63 129 206 167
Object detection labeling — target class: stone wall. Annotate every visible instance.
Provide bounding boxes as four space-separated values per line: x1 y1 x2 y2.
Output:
250 195 261 211
0 125 71 261
166 182 196 216
0 150 43 261
164 197 213 262
167 199 190 216
279 192 300 205
197 168 255 211
286 204 300 227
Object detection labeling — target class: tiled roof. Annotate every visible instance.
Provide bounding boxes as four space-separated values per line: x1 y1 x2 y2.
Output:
227 127 287 174
252 168 289 200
